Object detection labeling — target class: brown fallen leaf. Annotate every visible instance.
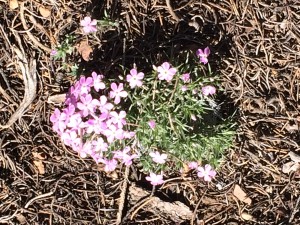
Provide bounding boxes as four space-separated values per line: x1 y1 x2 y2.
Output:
77 40 92 61
9 0 18 9
233 184 252 205
39 6 51 18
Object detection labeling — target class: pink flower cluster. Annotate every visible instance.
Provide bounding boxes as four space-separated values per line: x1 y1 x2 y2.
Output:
188 162 216 182
50 72 137 171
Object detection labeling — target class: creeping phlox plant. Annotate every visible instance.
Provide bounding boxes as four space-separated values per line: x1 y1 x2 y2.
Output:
50 17 234 186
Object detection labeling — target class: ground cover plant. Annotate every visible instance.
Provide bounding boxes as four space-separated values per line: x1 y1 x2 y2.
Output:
0 0 300 224
50 32 235 185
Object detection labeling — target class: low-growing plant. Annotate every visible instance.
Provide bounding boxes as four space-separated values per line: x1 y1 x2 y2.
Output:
50 16 235 186
50 46 235 185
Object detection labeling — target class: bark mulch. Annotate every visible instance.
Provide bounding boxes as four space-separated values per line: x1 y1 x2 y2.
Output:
0 0 299 224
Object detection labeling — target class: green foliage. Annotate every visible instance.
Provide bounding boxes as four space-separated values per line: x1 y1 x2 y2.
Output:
53 35 75 61
127 51 235 173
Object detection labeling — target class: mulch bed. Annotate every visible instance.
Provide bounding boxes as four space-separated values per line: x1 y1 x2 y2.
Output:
0 0 299 224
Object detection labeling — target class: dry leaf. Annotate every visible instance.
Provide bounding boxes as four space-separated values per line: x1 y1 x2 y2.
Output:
39 6 51 18
47 93 66 104
16 214 27 224
9 0 18 9
77 40 92 61
289 151 300 163
241 212 253 221
33 160 45 174
233 184 252 205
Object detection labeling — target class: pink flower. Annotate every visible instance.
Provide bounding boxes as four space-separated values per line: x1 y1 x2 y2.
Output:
67 112 82 129
196 47 210 64
146 173 164 186
148 120 156 129
126 68 144 88
109 111 127 128
181 73 190 83
114 147 138 166
149 151 167 164
109 83 128 104
103 125 124 143
157 62 177 82
50 49 57 56
181 85 187 92
80 17 97 34
201 85 216 96
77 94 100 117
123 131 136 139
92 72 105 92
78 76 93 95
103 158 118 172
92 137 108 152
61 130 81 147
188 161 198 169
99 95 114 113
197 164 216 182
50 109 67 134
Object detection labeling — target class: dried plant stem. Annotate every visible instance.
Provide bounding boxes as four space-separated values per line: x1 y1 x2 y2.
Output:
116 166 130 225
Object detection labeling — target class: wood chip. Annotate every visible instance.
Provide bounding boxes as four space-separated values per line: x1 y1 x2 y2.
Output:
233 184 252 205
47 93 66 104
289 151 300 163
39 6 51 18
241 212 253 221
9 0 18 9
33 160 45 174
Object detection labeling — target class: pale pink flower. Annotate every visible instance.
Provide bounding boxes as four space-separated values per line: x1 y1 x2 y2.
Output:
80 16 97 34
149 151 167 164
78 76 93 95
77 94 100 117
196 47 210 64
103 158 118 172
114 147 138 166
99 95 114 113
197 164 216 182
92 137 108 152
188 161 198 169
181 85 188 92
201 85 216 96
67 113 82 129
157 62 177 82
148 120 156 129
50 109 67 134
109 83 128 104
181 73 190 83
109 111 127 128
123 131 136 139
126 68 144 88
61 130 80 147
92 72 105 92
50 49 57 56
146 173 164 186
103 125 124 143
